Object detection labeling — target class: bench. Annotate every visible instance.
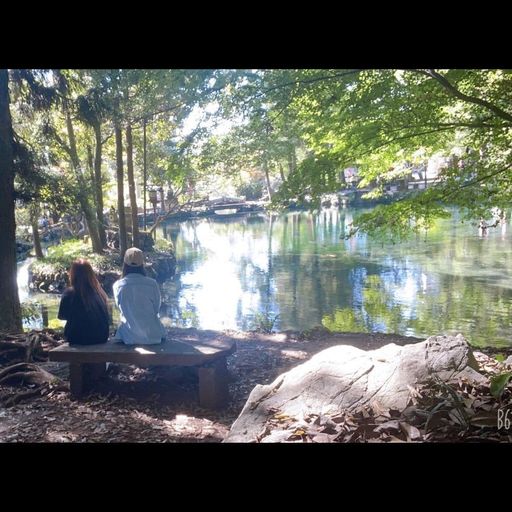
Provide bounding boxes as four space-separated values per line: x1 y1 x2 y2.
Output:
48 337 236 409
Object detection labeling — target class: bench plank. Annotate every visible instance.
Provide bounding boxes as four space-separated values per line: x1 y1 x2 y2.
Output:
49 337 236 409
49 338 235 366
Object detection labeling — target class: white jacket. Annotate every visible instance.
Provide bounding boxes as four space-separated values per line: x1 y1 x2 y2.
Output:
113 273 165 344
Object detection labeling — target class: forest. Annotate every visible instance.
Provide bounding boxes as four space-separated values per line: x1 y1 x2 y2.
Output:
1 69 511 443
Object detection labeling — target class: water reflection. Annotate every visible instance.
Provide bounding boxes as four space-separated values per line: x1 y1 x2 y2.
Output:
17 209 512 347
17 257 32 303
158 209 512 347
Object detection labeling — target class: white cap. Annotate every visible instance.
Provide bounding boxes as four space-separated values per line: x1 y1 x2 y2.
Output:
124 247 144 267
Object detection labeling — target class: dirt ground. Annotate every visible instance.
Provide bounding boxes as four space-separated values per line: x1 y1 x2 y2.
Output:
0 328 509 442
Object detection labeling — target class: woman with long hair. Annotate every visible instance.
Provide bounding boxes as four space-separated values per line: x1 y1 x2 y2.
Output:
58 259 110 345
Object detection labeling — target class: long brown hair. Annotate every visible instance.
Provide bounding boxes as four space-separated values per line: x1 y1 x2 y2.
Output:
69 259 108 312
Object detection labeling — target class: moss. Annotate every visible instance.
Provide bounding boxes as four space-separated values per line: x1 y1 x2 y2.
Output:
31 239 121 276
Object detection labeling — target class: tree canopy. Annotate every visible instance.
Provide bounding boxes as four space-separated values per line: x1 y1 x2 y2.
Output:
223 69 512 239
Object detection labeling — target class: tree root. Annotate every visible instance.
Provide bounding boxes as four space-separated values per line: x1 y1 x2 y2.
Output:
0 362 62 386
0 330 63 364
0 362 67 407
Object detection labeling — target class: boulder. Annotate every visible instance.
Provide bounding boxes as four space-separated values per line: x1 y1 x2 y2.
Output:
146 252 177 281
224 334 485 443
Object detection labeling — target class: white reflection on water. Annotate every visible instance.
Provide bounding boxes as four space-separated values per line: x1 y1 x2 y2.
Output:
176 219 273 330
17 257 33 302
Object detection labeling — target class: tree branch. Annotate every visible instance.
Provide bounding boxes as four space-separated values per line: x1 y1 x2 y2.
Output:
439 163 512 201
262 70 364 95
411 69 512 124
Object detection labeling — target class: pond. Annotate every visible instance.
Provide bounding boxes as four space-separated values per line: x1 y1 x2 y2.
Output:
18 257 120 331
18 208 512 347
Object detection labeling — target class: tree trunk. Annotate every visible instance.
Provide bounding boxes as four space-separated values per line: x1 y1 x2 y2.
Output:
279 163 286 183
86 145 95 187
29 204 44 259
65 111 103 254
0 69 22 332
339 168 346 187
160 187 165 212
279 162 286 183
126 123 140 248
92 123 107 248
143 120 147 230
290 146 297 174
115 123 128 259
263 155 272 202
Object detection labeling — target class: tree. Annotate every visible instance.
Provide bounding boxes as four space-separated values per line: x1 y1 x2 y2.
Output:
126 123 140 247
75 78 113 248
14 69 106 253
13 140 49 260
213 69 512 239
115 122 128 259
0 69 22 332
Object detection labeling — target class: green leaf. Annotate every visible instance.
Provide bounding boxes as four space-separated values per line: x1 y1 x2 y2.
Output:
490 372 512 399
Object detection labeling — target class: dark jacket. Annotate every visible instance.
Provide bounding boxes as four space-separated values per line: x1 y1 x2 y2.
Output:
58 287 109 345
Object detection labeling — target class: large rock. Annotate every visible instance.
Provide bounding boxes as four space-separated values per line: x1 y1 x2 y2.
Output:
147 252 176 281
225 334 485 443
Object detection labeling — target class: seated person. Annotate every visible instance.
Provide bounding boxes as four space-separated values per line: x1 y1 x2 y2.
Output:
113 247 166 345
58 259 109 345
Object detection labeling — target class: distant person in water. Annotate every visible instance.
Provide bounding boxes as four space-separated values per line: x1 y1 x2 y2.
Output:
58 259 109 345
478 219 488 237
113 247 166 345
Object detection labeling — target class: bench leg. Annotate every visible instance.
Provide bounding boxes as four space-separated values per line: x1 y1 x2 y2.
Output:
198 358 230 409
88 362 107 381
69 363 86 397
69 363 106 397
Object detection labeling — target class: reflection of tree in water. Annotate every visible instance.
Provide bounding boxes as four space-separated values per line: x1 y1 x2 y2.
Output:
273 211 363 329
321 267 512 347
322 272 406 333
152 210 512 346
160 287 200 329
159 267 200 328
408 271 512 346
245 214 265 225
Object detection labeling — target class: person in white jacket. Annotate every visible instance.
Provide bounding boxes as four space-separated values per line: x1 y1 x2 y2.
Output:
113 247 166 345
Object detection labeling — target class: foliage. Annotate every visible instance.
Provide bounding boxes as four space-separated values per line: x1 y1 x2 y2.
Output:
251 311 280 333
11 68 512 248
236 180 264 201
31 239 116 275
153 237 174 253
274 154 339 208
490 372 512 400
210 69 512 239
21 301 42 324
47 318 65 330
45 239 94 260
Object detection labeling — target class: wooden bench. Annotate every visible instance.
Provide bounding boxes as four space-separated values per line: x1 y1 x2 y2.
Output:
48 337 236 409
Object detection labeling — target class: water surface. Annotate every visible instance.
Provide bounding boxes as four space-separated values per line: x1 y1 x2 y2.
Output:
18 209 512 347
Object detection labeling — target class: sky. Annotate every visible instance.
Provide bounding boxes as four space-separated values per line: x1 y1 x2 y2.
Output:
180 102 234 138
